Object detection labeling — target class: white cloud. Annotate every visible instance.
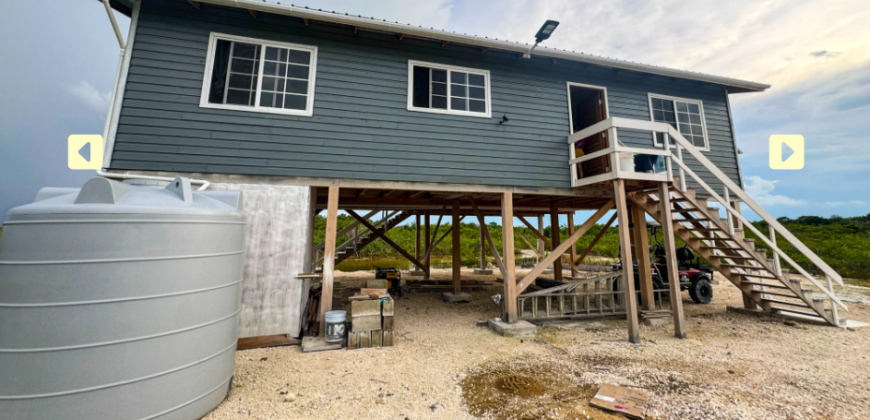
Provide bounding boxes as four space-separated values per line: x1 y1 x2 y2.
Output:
744 175 806 206
66 81 111 116
821 200 865 208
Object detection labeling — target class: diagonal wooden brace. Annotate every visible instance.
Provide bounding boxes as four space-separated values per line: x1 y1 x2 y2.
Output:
347 210 426 271
468 197 507 278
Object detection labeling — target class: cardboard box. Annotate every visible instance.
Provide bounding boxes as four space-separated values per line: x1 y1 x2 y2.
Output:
589 384 651 420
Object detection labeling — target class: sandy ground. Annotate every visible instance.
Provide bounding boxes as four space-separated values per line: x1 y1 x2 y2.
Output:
204 268 870 420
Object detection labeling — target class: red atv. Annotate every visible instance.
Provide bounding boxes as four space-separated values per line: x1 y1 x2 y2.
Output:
613 224 715 304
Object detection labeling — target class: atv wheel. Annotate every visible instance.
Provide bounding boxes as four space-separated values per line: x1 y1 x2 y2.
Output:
688 278 713 304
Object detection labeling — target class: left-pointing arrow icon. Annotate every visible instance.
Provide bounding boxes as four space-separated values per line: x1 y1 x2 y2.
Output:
78 142 91 162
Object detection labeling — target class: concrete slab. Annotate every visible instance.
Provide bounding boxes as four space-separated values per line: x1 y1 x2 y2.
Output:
726 306 830 326
488 319 538 337
642 317 671 326
408 270 425 276
473 268 493 275
301 336 343 353
845 319 870 330
441 292 472 303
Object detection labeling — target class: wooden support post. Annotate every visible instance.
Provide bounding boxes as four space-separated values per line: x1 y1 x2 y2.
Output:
469 197 506 278
479 222 487 269
424 212 431 279
537 214 546 263
550 203 563 282
614 180 640 344
632 204 655 311
567 212 577 278
502 193 518 322
452 200 461 295
658 182 687 338
319 186 339 336
415 212 421 261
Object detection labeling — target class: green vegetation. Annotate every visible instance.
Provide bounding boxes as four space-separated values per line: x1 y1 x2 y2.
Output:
315 212 870 279
745 213 870 280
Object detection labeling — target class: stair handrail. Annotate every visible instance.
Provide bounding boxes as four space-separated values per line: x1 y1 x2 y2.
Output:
315 210 399 265
665 127 846 310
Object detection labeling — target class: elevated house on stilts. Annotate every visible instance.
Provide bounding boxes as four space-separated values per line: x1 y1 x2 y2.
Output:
96 0 849 345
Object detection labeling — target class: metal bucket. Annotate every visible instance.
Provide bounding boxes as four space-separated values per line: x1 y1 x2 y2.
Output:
325 310 347 343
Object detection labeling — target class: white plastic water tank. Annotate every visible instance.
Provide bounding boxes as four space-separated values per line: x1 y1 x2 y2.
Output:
0 177 247 420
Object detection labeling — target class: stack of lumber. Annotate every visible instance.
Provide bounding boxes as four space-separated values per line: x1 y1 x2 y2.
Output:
348 297 394 349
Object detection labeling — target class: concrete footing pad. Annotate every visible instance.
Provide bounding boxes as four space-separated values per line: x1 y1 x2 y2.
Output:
441 292 472 303
473 268 493 275
488 319 537 337
642 317 671 326
301 336 343 353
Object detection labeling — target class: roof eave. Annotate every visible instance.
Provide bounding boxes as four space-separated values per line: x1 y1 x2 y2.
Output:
114 0 770 93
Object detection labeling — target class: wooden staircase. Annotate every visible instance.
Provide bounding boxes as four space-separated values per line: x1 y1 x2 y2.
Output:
631 186 846 326
317 210 413 270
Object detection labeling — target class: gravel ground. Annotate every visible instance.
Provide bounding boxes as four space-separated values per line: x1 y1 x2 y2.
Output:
204 268 870 420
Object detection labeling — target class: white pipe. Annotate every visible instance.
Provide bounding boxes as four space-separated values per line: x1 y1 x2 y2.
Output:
96 169 211 191
102 50 125 143
101 0 126 49
103 0 140 169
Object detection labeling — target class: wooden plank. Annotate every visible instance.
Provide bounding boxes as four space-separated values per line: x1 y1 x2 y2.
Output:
187 0 201 9
319 186 339 336
550 202 563 282
423 215 466 261
567 212 577 278
468 197 507 278
632 203 655 311
517 200 615 293
415 212 421 261
424 211 431 279
247 9 257 18
479 222 487 269
517 232 542 258
657 182 687 338
347 210 425 271
614 179 640 344
574 213 616 265
452 199 461 295
237 334 300 350
502 192 518 322
428 205 446 252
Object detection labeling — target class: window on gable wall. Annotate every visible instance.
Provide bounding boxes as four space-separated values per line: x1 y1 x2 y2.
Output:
649 95 708 150
201 33 318 116
408 61 491 118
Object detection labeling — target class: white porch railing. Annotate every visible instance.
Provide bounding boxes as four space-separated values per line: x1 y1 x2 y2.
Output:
567 117 675 187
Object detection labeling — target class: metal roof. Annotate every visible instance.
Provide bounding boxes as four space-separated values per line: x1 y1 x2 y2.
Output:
102 0 770 93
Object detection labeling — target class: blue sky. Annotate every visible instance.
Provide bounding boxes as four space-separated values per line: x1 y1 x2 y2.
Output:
1 0 868 224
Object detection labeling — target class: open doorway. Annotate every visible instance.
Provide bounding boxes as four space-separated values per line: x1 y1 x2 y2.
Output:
568 83 609 178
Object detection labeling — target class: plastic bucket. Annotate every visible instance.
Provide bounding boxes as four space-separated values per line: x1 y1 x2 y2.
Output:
325 310 347 343
618 152 636 173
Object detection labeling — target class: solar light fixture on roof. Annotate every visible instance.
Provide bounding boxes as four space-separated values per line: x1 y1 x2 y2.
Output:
524 20 560 59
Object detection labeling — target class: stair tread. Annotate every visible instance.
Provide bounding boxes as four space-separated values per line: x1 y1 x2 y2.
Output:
753 290 802 299
763 298 811 308
738 273 780 280
741 281 789 288
721 263 770 270
701 246 741 250
771 306 826 319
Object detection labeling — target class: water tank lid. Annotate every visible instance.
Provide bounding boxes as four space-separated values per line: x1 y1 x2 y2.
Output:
6 177 244 218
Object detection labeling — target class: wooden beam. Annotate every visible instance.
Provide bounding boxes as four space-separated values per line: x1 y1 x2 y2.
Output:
574 213 616 265
481 47 490 53
469 197 506 278
428 205 446 251
415 212 421 261
247 9 257 18
347 210 425 271
424 212 431 279
517 200 615 293
502 192 518 322
441 40 449 48
551 202 563 282
632 204 655 311
567 212 577 278
614 179 640 344
237 334 299 350
319 186 339 336
187 0 201 9
452 200 461 294
423 215 465 261
516 231 543 258
354 26 359 34
479 222 487 269
303 18 310 26
399 33 406 41
517 215 580 272
658 182 687 338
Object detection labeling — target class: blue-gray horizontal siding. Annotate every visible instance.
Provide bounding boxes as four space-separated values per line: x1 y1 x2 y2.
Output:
112 0 742 191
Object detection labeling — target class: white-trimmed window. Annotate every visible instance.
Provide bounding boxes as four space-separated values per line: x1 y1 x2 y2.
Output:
649 94 708 150
200 33 318 116
407 60 491 118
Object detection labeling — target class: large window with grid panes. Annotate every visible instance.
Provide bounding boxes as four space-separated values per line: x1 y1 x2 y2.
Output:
407 60 491 118
200 33 318 116
648 94 709 150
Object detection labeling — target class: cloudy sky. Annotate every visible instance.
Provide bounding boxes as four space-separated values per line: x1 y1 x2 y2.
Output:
1 0 868 223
